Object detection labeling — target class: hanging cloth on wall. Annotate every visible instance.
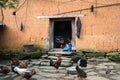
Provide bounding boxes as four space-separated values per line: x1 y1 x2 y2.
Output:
20 22 24 31
0 22 5 27
76 17 82 38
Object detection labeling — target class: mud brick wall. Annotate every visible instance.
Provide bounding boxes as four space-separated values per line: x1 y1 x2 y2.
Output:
0 0 120 51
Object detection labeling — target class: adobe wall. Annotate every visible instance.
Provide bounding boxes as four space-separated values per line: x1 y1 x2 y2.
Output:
0 0 120 51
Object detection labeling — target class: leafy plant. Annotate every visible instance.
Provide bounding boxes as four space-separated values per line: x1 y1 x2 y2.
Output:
106 52 119 57
0 0 19 23
106 52 120 62
0 0 19 9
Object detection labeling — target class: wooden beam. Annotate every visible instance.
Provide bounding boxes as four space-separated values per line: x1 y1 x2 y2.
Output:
37 14 87 19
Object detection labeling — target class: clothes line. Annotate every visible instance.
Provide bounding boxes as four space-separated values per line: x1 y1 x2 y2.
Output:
37 14 87 19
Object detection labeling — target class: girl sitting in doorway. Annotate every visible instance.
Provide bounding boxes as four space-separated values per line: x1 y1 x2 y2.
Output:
63 39 72 51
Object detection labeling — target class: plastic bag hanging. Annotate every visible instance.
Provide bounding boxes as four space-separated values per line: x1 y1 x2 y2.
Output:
20 22 23 31
76 17 82 38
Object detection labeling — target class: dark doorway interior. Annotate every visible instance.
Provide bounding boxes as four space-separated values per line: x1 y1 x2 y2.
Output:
54 21 72 48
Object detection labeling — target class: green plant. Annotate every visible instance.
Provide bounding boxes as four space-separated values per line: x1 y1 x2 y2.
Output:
17 52 27 59
17 50 42 60
106 52 120 62
0 49 43 60
0 0 19 9
106 52 119 57
79 48 97 53
0 50 17 60
0 0 19 24
30 51 42 59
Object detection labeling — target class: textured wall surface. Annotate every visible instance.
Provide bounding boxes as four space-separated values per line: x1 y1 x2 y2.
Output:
0 0 120 51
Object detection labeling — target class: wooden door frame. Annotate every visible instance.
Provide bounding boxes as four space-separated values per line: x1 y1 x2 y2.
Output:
49 18 76 50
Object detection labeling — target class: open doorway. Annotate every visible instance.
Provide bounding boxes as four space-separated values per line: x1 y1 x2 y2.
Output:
53 21 72 48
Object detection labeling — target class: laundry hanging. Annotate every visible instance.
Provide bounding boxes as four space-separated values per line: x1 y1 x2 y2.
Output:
76 17 82 38
20 22 23 31
0 22 5 27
